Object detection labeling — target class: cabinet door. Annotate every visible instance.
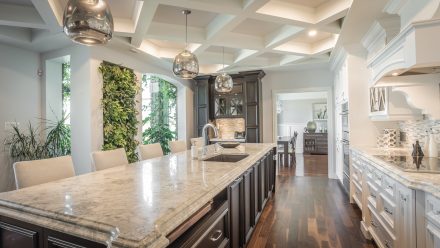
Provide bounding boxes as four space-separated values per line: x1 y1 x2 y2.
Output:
0 220 41 248
215 96 228 117
229 178 243 248
229 96 244 117
396 184 416 248
242 169 253 243
426 222 440 248
45 229 106 248
253 161 261 221
195 78 211 136
259 156 267 209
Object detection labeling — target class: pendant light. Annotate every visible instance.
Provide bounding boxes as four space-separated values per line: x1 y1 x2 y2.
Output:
63 0 114 45
215 47 233 93
173 10 199 79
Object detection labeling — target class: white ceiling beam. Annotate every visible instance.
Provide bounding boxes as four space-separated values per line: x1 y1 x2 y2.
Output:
156 0 242 15
131 0 159 47
279 55 303 65
31 0 63 33
0 3 46 29
264 25 303 48
234 49 259 63
315 0 351 24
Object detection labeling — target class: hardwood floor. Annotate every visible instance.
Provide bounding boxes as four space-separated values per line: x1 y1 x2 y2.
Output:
248 154 376 248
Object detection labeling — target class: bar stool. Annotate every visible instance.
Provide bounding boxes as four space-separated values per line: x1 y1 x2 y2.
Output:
169 140 187 153
91 148 128 171
138 143 164 160
13 156 75 189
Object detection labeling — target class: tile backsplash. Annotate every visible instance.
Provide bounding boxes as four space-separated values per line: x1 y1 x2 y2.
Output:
215 118 245 139
399 119 440 151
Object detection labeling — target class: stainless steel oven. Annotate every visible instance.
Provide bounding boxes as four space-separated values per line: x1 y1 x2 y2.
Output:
341 102 350 194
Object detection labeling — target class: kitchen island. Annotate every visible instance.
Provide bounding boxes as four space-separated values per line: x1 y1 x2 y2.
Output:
0 143 276 248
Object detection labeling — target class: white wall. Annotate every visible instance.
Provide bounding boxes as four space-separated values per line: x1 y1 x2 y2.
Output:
262 68 334 143
0 43 41 192
45 60 63 123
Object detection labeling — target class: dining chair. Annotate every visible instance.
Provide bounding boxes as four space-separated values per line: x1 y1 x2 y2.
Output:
289 131 298 165
138 143 164 160
169 140 187 153
91 148 128 171
13 155 75 189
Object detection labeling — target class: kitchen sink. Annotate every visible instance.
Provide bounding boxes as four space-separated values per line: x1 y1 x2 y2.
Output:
203 154 249 163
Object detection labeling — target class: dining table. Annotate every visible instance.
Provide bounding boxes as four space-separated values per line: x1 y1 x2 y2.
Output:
277 136 291 165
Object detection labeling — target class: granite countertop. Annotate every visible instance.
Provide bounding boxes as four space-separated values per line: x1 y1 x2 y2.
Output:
0 143 275 248
351 146 440 199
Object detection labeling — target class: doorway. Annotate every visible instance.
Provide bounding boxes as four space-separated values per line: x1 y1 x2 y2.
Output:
273 88 335 178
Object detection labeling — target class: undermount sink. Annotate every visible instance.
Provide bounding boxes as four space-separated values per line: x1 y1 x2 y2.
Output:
203 154 249 163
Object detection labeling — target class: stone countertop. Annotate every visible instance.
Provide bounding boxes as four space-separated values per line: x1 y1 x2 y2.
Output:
351 146 440 199
0 143 275 248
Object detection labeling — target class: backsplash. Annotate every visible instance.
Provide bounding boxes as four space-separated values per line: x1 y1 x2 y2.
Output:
399 119 440 151
215 118 245 139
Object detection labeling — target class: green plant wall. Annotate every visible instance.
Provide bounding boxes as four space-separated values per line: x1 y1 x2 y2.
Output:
99 62 140 163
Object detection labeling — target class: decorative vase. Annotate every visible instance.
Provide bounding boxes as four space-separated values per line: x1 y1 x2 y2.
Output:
306 121 317 133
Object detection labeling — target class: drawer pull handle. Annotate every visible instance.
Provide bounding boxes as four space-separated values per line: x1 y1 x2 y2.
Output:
370 220 378 228
210 229 223 242
385 207 393 215
388 185 393 190
371 193 376 199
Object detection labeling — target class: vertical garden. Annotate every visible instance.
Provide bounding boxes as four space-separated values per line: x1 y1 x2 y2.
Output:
100 62 140 163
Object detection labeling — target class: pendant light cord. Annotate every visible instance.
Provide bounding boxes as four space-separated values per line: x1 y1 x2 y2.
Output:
222 47 225 72
185 12 188 49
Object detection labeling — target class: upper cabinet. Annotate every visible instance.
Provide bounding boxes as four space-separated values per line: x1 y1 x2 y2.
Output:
194 70 265 143
213 82 244 118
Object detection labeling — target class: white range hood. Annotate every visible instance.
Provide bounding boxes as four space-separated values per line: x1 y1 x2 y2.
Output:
367 19 440 83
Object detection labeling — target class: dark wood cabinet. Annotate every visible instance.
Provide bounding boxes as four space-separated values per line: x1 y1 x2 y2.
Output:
194 70 265 143
228 177 242 248
303 133 328 155
194 76 212 137
242 169 253 244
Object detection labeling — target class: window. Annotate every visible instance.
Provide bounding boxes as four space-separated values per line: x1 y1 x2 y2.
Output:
141 74 177 154
62 62 71 125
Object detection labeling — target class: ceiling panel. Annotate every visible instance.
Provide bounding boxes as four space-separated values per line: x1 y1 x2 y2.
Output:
276 0 329 8
205 46 239 54
291 30 333 43
148 39 186 49
153 4 217 28
231 18 281 37
107 0 137 19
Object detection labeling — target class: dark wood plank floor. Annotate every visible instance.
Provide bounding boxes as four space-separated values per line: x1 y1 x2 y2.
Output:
248 154 376 248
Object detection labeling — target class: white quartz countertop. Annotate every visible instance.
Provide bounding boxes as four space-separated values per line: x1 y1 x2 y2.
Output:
351 146 440 199
0 143 275 248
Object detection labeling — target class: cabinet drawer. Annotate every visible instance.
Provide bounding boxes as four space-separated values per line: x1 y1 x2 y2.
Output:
426 194 440 227
194 209 228 248
381 176 396 202
369 207 396 248
379 192 396 235
426 221 440 248
351 164 362 186
367 181 379 209
353 181 363 210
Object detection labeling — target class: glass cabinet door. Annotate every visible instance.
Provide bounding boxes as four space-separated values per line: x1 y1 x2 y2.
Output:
215 97 227 117
230 97 243 116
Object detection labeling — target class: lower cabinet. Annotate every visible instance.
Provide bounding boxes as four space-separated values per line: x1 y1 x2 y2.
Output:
229 150 276 248
0 216 105 248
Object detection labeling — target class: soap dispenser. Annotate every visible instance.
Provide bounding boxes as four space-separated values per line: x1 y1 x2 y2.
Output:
427 129 438 157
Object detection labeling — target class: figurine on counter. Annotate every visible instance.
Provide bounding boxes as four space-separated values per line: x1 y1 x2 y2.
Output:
412 140 424 157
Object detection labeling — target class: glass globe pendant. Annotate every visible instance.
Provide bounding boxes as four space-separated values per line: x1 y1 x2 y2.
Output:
173 10 199 79
215 47 233 93
63 0 114 45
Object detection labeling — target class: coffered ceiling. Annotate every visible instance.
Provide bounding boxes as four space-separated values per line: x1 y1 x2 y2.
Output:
0 0 352 73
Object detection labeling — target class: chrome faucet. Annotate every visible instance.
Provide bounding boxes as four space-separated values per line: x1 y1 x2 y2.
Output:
202 123 219 146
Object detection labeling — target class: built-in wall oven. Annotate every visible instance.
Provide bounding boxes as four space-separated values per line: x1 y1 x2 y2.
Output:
341 102 350 194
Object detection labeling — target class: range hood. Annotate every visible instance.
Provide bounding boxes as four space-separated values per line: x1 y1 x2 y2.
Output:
366 19 440 83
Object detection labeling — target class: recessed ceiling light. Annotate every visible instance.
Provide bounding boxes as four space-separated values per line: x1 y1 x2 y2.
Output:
308 30 317 37
392 72 399 76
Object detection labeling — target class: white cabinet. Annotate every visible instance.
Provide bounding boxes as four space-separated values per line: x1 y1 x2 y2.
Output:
352 151 417 248
426 222 440 248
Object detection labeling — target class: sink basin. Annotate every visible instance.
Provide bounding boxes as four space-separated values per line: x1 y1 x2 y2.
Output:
203 154 249 163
